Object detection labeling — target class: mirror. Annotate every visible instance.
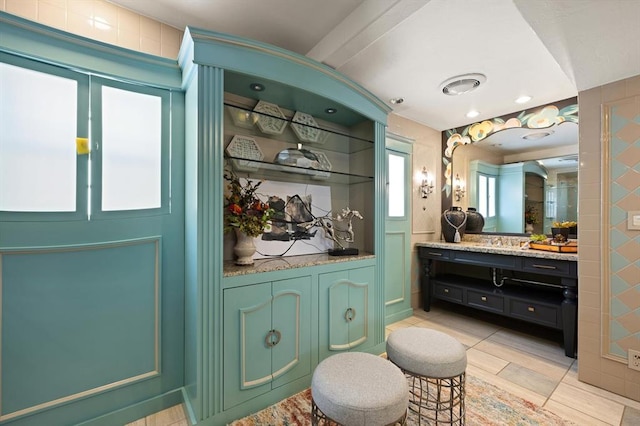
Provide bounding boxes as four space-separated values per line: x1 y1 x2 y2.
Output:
442 97 578 235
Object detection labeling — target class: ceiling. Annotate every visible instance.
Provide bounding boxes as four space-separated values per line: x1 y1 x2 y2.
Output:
108 0 640 132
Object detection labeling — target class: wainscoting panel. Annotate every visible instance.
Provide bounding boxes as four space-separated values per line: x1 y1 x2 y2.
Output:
0 238 160 421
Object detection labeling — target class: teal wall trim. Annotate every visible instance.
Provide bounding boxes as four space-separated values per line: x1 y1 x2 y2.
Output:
181 27 390 123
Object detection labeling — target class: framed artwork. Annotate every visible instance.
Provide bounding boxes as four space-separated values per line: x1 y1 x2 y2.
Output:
251 179 333 258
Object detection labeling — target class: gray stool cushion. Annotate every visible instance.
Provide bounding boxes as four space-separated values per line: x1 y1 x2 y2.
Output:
386 327 467 378
312 352 408 425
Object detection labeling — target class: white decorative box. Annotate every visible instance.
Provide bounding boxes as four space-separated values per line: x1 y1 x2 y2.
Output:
225 135 264 172
253 100 288 135
291 111 322 143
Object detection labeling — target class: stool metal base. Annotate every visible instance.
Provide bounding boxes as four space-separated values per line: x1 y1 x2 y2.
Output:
311 399 407 426
389 359 465 426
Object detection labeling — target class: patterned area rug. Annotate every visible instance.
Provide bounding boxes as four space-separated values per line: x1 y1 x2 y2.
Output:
230 374 574 425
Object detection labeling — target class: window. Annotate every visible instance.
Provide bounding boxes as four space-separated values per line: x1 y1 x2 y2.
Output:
0 59 87 215
478 174 496 218
388 153 405 217
0 54 170 220
100 86 162 211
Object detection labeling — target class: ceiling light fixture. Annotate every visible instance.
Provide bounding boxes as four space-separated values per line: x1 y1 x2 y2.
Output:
515 95 532 104
440 73 486 96
466 110 480 119
249 83 265 91
325 108 337 114
522 131 552 140
390 97 404 105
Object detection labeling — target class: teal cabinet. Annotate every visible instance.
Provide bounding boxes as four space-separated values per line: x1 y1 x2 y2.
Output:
223 277 312 410
319 266 375 360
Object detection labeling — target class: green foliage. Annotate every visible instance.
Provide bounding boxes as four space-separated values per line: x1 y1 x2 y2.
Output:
224 171 274 237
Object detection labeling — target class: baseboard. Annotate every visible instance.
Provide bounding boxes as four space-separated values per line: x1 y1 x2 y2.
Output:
75 388 184 426
385 308 414 326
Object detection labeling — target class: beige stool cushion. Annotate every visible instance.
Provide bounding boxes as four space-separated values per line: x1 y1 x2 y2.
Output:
386 327 467 378
311 352 408 425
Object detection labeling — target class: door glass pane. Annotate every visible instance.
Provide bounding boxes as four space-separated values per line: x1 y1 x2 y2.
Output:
478 175 487 217
488 176 496 217
101 86 162 211
0 62 77 212
388 153 405 217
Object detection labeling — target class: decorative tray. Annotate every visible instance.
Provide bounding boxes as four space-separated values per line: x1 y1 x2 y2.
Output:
529 241 577 253
253 100 287 135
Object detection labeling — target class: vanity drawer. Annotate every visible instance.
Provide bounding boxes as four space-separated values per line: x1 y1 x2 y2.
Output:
522 258 576 277
433 283 463 303
451 251 518 269
419 247 451 260
467 290 504 313
509 299 560 328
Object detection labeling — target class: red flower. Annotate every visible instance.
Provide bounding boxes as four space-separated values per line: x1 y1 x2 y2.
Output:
229 204 242 215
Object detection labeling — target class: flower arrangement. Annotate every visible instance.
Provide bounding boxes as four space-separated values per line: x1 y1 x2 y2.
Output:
524 205 539 224
224 171 273 237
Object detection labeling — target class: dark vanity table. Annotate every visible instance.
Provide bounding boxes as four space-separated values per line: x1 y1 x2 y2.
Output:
417 241 578 358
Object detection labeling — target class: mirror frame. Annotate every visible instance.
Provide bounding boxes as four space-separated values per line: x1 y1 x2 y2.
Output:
440 97 579 235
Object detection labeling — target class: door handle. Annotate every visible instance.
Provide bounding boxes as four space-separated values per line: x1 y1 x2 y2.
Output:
344 307 356 322
265 329 282 347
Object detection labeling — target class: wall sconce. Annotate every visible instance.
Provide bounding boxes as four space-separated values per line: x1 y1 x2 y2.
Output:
419 167 434 198
454 174 466 202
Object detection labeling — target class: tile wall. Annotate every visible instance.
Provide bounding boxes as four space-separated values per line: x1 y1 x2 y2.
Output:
0 0 183 58
578 74 640 402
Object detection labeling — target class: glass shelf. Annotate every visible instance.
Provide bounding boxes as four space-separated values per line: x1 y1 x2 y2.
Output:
225 103 374 155
224 156 374 185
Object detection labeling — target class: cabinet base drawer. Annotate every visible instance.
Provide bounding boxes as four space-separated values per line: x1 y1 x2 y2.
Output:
434 283 463 303
467 290 504 313
509 299 559 328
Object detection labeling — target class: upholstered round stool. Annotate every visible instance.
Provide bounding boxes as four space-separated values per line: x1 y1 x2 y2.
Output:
386 327 467 425
311 352 409 425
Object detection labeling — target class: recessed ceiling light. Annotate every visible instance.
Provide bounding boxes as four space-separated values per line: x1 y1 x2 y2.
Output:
249 83 265 91
325 108 337 114
389 97 404 105
440 73 486 96
515 95 532 104
466 110 480 118
522 131 552 140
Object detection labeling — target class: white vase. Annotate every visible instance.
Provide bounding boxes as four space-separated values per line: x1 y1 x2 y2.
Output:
525 223 534 234
234 229 257 265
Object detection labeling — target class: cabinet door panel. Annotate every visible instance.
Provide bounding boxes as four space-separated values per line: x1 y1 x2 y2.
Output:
223 283 273 410
347 266 374 352
319 267 375 360
271 277 312 389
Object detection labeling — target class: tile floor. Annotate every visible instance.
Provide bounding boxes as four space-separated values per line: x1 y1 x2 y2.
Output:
127 305 640 425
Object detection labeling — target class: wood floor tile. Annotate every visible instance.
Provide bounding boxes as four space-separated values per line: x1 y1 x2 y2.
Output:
488 329 572 367
498 362 559 397
549 382 625 424
466 347 509 375
125 419 146 426
412 319 485 347
466 364 548 406
474 339 570 381
544 400 611 426
146 405 186 426
562 363 640 411
622 406 640 425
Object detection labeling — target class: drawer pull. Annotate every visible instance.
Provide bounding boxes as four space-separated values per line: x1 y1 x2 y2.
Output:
528 306 535 312
444 288 449 293
531 264 557 270
481 296 487 302
428 252 443 257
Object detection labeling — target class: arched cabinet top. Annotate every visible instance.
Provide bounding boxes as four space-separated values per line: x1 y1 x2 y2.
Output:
179 27 390 124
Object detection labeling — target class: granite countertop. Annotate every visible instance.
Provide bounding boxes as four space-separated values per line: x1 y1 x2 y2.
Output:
224 252 375 277
416 240 578 261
